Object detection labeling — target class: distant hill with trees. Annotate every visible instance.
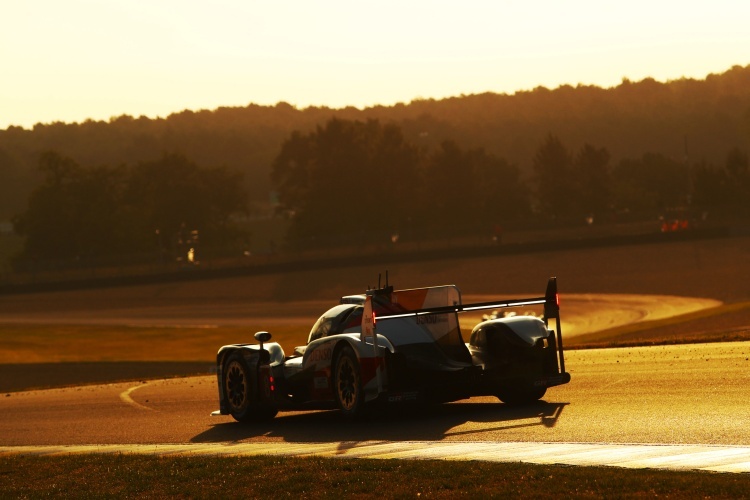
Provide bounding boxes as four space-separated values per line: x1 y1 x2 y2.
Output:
2 64 749 223
2 65 750 272
11 152 247 270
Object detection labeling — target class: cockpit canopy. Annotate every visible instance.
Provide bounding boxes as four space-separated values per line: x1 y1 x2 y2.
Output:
308 303 362 343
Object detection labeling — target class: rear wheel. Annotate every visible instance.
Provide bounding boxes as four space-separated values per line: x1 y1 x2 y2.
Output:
497 386 547 405
223 352 277 422
333 346 364 418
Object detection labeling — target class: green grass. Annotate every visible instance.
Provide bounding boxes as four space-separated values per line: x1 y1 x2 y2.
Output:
1 454 748 498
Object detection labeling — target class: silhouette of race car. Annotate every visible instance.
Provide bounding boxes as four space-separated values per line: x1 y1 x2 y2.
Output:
212 276 570 421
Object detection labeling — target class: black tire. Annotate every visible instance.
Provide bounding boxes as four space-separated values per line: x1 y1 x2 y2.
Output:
496 386 547 405
223 352 278 422
333 346 364 418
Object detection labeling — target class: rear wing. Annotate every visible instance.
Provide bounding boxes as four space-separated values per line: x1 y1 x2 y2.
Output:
376 277 565 372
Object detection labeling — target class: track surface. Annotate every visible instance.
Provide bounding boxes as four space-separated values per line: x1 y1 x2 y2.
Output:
2 236 750 471
3 340 749 448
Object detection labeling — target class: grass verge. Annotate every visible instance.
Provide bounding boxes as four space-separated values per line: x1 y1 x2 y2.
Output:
2 454 749 498
0 322 309 392
0 322 308 365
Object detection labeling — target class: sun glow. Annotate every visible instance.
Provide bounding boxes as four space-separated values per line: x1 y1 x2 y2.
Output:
2 1 749 128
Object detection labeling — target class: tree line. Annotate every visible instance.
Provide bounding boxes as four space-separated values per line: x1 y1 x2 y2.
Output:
1 65 750 221
272 119 748 249
11 117 749 268
12 152 247 269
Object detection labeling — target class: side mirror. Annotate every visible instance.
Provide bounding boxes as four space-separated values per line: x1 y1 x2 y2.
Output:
254 331 272 350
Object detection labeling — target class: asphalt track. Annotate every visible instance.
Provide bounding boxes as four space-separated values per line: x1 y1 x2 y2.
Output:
5 235 750 473
2 294 750 472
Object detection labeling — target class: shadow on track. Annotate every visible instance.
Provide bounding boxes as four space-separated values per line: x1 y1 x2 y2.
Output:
191 400 568 444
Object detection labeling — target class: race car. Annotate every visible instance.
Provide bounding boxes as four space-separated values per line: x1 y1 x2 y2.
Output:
212 276 570 421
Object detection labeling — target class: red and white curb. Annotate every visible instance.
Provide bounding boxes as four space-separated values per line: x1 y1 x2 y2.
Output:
2 441 750 473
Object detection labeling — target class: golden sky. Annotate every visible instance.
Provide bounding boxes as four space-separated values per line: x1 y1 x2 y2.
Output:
2 0 749 129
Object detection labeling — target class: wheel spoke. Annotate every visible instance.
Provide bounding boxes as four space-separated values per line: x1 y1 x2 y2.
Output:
226 361 246 409
337 356 358 411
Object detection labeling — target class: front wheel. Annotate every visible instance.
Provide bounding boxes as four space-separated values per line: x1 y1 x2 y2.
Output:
223 352 278 422
333 346 364 418
496 386 547 405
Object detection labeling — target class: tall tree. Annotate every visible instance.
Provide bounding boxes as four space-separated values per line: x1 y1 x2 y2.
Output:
533 134 575 218
724 147 749 216
13 152 247 267
691 160 728 212
613 153 689 212
420 141 530 234
473 152 531 228
123 153 247 253
13 151 126 262
574 144 611 218
421 140 474 230
271 118 419 247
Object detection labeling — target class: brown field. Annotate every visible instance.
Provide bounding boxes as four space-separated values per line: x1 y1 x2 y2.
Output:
6 232 750 305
